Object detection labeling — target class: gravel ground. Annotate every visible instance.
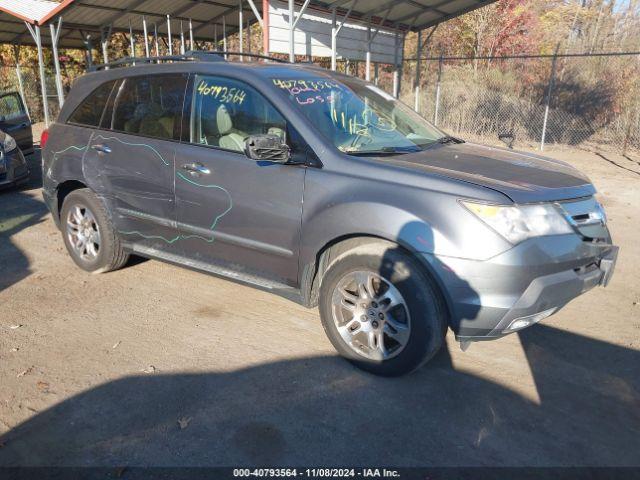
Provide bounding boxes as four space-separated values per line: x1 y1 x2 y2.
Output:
0 136 639 467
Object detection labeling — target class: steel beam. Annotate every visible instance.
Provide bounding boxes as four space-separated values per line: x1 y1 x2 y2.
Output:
49 17 65 108
24 23 49 127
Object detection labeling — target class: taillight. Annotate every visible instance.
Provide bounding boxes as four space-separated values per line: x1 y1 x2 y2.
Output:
40 129 49 149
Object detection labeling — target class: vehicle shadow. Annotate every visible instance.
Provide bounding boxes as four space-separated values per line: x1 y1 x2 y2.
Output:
1 222 637 468
0 148 48 294
0 325 638 468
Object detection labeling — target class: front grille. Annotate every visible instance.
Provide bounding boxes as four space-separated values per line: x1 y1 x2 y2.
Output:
558 197 608 240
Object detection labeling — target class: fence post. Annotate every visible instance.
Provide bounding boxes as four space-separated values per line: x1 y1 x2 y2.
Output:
433 49 443 126
414 29 421 112
540 44 560 151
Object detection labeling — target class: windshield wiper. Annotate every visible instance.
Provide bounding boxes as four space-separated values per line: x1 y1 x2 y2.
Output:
420 135 465 150
345 146 420 156
438 135 464 145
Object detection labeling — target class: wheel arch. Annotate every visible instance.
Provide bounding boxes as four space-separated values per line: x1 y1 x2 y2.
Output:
300 233 455 327
55 179 88 222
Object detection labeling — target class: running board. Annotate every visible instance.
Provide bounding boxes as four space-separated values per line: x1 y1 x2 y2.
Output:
126 243 303 303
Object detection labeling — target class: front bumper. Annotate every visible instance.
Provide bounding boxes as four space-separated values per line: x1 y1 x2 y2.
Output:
0 148 29 189
422 234 618 340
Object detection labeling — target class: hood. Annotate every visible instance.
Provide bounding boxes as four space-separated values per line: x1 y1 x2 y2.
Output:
386 142 595 203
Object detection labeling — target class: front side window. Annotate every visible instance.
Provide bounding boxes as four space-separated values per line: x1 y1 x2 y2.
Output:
0 93 26 120
190 75 287 152
111 74 187 140
272 74 446 155
67 80 116 127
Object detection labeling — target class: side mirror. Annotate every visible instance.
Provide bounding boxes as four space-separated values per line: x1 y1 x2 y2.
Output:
245 134 290 163
498 132 515 149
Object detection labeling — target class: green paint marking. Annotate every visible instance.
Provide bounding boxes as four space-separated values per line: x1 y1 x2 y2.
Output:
94 135 170 166
175 171 233 230
52 136 233 245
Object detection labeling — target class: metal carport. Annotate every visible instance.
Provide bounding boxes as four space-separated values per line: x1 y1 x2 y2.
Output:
0 0 497 126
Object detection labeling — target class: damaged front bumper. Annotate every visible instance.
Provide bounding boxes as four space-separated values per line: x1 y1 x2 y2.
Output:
421 234 618 342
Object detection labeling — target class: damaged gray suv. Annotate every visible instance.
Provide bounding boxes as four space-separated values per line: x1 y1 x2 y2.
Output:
42 53 618 376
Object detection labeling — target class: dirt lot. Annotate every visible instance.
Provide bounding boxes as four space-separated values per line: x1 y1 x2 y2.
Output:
0 137 639 467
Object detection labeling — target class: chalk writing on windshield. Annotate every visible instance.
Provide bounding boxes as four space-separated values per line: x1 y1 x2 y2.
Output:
272 78 344 106
274 77 397 139
196 80 246 105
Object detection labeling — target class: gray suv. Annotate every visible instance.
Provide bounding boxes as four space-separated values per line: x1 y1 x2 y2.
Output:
42 53 618 376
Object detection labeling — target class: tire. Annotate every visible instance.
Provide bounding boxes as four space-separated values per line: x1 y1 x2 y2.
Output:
318 241 447 376
60 188 129 273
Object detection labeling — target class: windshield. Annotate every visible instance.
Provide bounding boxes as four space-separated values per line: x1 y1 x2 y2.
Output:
271 74 448 154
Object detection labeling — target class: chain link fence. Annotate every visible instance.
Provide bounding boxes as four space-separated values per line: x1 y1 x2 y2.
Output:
0 62 85 126
2 52 639 156
401 52 640 155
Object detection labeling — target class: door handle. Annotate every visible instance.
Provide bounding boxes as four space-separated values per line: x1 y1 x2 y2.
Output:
182 163 210 175
91 144 111 154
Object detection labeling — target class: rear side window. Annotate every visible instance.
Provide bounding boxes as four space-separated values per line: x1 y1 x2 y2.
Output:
67 80 116 127
0 93 26 120
112 74 187 140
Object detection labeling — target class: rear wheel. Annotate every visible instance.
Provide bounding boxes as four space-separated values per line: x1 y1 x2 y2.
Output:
60 188 129 273
319 241 447 376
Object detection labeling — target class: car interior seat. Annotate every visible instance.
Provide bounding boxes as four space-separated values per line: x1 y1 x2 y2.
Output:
216 104 247 151
139 103 173 139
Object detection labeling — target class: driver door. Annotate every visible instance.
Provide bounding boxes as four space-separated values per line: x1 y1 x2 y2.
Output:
174 74 306 286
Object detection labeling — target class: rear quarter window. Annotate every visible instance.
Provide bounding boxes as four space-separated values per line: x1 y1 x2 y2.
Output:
67 80 117 127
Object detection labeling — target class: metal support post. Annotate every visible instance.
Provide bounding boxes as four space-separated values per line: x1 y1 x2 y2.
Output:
331 1 356 71
393 30 400 98
50 17 65 108
414 29 421 111
189 18 194 50
366 19 371 81
222 16 227 58
180 21 185 54
154 23 159 56
101 24 112 67
25 22 49 126
167 15 173 55
143 16 150 57
129 19 136 64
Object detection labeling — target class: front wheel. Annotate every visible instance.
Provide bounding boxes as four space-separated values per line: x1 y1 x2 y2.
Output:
318 241 448 376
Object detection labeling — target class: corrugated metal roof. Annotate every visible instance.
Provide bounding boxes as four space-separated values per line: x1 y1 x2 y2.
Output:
0 0 60 24
0 0 497 49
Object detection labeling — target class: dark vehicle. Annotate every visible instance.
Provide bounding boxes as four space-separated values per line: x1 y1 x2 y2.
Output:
0 91 33 155
41 53 618 376
0 128 29 189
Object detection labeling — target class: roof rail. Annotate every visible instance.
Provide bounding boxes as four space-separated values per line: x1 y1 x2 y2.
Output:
89 54 204 71
186 50 291 63
89 50 290 71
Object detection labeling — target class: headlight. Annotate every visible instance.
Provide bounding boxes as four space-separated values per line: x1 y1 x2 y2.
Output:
3 133 17 152
462 200 573 244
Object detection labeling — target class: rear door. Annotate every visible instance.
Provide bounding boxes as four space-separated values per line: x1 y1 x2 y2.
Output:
0 92 32 154
174 74 306 286
82 74 188 254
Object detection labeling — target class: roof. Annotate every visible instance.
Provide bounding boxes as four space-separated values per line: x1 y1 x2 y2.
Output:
0 0 62 24
0 0 497 50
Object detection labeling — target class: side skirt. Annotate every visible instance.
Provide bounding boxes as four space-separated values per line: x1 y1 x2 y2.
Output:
123 242 307 306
